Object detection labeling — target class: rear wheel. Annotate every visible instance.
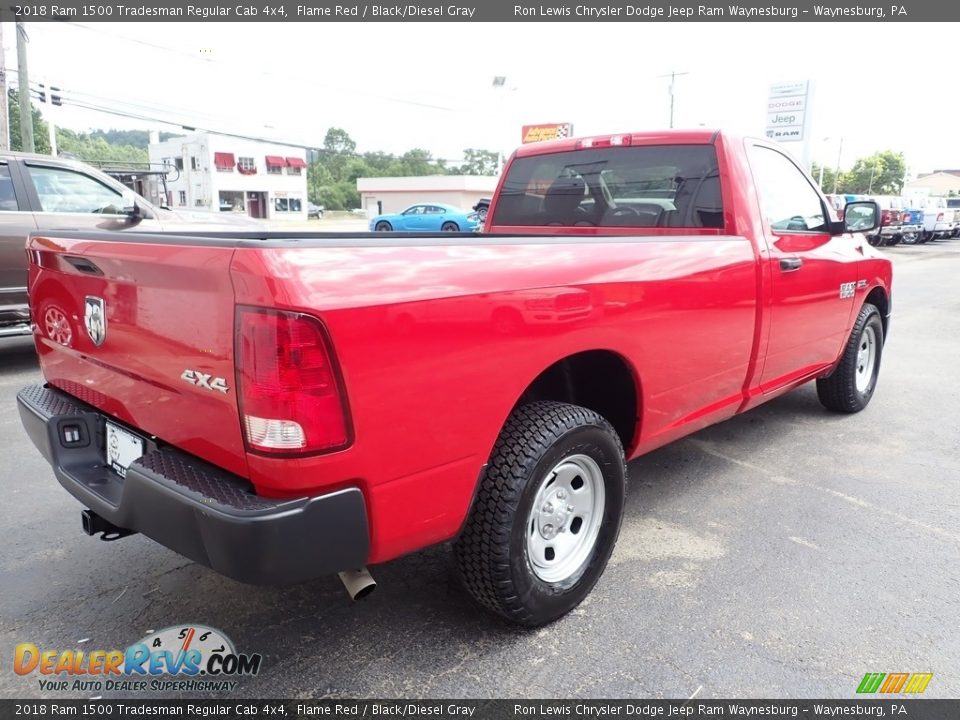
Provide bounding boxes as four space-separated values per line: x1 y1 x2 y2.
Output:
816 303 883 413
455 401 626 626
375 221 392 232
441 221 459 232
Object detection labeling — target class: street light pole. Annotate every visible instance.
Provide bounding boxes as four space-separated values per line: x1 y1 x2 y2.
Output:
832 137 844 195
817 136 831 189
658 70 689 128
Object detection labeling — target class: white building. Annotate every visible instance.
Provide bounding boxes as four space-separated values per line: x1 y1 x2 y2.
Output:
148 132 308 220
357 175 498 217
902 171 960 197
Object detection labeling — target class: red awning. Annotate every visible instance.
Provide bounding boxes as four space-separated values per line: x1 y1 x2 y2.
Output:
213 152 235 169
265 155 285 168
285 157 306 168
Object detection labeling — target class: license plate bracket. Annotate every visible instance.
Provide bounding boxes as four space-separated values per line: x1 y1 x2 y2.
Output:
105 422 145 478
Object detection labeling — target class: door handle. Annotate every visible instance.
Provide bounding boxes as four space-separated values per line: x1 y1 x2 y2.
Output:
780 257 803 272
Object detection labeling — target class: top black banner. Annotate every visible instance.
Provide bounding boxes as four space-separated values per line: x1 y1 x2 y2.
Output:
0 0 953 22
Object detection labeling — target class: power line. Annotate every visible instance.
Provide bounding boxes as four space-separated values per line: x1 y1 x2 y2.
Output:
56 22 460 112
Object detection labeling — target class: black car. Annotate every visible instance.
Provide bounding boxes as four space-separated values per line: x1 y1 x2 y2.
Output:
472 198 490 222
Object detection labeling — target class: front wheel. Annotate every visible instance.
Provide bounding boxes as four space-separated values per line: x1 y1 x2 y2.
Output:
375 221 392 232
455 401 626 626
816 303 884 413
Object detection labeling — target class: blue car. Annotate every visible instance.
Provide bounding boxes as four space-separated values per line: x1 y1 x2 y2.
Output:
369 203 479 232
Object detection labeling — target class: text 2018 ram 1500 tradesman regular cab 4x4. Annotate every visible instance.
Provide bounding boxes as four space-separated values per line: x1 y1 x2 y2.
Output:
17 131 891 626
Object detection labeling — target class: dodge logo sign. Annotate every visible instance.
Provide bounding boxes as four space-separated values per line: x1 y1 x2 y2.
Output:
84 296 107 346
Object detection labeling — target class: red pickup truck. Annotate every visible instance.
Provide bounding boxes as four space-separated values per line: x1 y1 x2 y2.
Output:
18 130 891 626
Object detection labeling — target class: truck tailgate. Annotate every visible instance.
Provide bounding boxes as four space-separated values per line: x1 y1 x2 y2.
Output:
28 234 248 477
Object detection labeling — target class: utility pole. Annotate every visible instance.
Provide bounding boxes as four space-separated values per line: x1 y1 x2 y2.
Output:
658 70 689 128
16 22 33 153
0 24 9 151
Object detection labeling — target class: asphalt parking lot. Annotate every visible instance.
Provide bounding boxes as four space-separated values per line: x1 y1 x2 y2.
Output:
1 240 958 700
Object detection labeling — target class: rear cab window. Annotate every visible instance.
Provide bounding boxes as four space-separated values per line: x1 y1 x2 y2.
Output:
491 144 724 230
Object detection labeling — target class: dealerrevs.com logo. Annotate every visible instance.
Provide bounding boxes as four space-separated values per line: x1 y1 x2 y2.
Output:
14 624 262 693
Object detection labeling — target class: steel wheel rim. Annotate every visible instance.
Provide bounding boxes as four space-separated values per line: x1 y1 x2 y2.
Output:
526 453 606 583
855 325 877 393
43 307 72 346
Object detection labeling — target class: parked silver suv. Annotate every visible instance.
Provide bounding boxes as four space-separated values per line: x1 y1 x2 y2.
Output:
0 152 264 338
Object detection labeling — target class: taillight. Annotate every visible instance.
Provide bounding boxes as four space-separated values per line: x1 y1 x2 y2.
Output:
937 212 944 221
236 307 351 455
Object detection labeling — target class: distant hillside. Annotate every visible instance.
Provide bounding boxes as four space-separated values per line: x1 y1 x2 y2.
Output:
86 129 180 149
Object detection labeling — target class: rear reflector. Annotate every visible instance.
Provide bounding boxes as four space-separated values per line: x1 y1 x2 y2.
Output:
236 307 351 455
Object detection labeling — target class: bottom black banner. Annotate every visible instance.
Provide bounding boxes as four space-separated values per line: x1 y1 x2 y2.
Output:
2 700 958 719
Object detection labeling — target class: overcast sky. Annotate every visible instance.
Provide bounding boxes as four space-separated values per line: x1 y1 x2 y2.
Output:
5 21 959 174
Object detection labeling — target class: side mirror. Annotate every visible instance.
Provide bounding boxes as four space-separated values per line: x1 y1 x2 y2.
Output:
121 191 143 220
835 200 880 235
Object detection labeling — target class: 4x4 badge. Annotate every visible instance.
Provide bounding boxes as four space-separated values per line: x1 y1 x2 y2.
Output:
84 296 107 346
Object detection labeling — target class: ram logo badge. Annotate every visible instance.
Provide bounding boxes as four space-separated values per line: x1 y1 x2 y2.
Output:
84 296 107 346
181 369 229 394
839 282 856 299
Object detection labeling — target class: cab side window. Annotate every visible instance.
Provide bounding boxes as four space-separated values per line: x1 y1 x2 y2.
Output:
26 165 125 215
0 165 19 211
748 146 827 232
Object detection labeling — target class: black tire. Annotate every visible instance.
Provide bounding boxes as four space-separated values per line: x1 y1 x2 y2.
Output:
375 221 392 232
816 303 884 413
454 401 626 626
441 221 459 232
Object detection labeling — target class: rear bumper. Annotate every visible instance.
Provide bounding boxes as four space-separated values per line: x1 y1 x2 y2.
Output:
17 384 370 585
878 225 905 237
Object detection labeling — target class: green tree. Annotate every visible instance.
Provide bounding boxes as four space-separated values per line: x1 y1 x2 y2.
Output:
845 151 907 195
56 130 147 163
394 148 444 176
811 163 849 194
323 127 356 156
455 148 499 176
8 89 51 154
